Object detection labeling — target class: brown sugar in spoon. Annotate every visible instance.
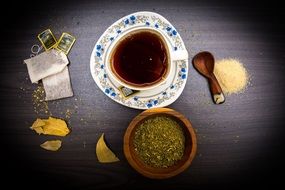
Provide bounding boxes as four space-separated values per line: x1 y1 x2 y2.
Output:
193 51 225 104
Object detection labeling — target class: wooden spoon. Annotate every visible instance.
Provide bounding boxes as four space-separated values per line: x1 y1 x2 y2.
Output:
192 51 225 104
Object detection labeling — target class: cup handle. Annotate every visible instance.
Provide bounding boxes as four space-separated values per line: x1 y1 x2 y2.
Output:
171 50 188 61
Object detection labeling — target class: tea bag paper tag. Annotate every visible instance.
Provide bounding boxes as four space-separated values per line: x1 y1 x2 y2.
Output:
119 86 139 98
24 49 69 83
42 66 73 101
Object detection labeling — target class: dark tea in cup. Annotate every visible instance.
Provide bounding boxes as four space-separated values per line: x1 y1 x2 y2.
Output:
110 29 170 89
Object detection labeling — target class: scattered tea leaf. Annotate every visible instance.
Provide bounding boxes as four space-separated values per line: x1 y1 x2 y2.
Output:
96 133 120 163
40 140 62 151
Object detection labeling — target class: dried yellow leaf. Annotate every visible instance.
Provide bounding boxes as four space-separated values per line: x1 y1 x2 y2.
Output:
30 118 45 134
40 140 62 151
96 133 120 163
42 117 70 136
30 117 70 136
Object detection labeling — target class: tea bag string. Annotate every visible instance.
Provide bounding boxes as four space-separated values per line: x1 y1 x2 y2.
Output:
30 44 43 58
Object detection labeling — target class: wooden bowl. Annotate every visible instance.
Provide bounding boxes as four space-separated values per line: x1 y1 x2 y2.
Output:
124 107 197 179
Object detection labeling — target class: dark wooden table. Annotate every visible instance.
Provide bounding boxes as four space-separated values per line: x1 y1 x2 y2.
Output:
1 0 285 189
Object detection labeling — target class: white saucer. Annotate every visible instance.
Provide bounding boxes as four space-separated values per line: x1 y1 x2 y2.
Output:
90 11 188 109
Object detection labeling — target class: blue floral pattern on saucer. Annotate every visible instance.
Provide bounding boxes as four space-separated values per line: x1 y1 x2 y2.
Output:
90 11 188 109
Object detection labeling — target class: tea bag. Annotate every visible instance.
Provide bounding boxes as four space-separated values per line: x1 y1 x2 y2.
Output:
42 66 73 101
24 49 69 83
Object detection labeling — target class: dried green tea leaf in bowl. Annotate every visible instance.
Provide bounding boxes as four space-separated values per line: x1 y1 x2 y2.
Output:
133 116 185 168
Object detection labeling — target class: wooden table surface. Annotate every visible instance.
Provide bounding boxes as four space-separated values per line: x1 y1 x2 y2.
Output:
1 0 285 189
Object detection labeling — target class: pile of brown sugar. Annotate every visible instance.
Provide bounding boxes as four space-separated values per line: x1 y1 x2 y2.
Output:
214 58 249 94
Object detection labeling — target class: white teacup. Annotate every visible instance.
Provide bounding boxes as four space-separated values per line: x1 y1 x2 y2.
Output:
106 26 188 91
